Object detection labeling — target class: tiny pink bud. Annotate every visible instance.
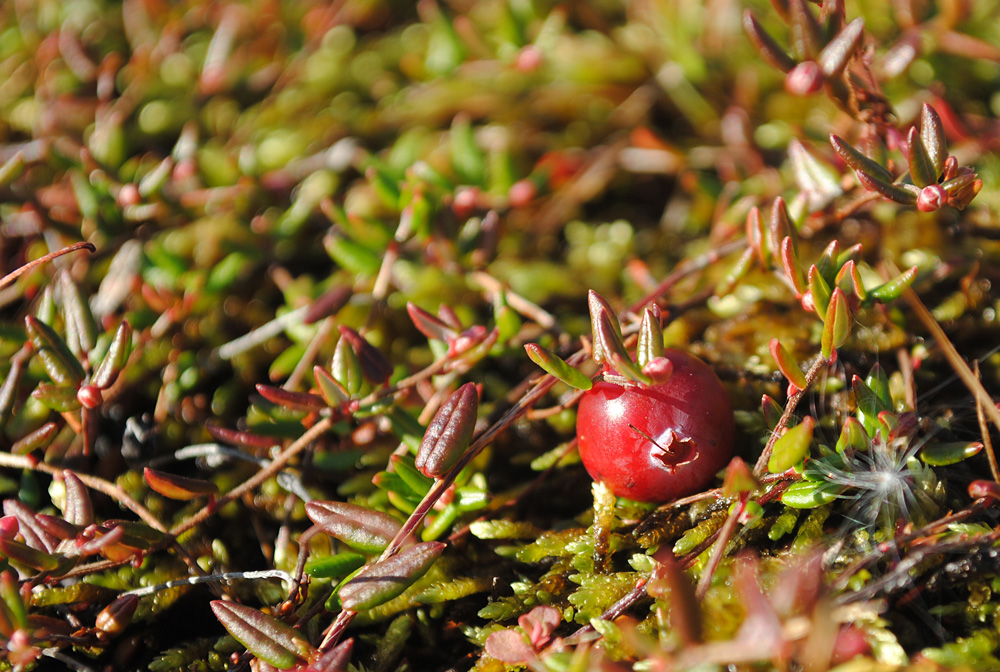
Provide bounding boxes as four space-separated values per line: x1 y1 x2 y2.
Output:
785 61 824 95
800 291 815 313
917 183 947 212
452 187 480 219
515 45 543 72
508 179 537 207
76 385 103 409
117 184 141 207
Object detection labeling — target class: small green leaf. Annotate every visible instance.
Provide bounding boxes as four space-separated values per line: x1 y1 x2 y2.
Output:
745 206 767 265
25 316 86 386
807 265 831 317
780 236 806 296
324 230 381 276
769 339 808 391
866 364 892 410
920 104 947 176
868 266 918 303
821 288 851 358
781 479 843 509
907 126 938 189
829 134 894 185
92 321 132 390
818 17 864 78
856 170 918 205
10 422 58 455
636 307 664 368
853 374 889 437
722 457 759 497
313 366 349 407
332 337 363 396
920 441 983 466
305 552 367 579
761 394 784 430
32 383 82 412
210 601 315 669
596 311 649 384
305 501 401 554
0 538 61 573
768 416 815 473
587 290 620 367
450 114 486 186
788 0 824 60
834 417 869 454
835 260 868 301
339 541 446 611
524 344 592 391
743 10 797 72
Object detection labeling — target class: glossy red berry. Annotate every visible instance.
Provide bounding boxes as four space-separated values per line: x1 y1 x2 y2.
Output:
576 349 735 503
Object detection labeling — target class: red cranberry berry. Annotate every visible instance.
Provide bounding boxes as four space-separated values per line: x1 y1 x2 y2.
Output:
576 349 734 503
916 183 947 212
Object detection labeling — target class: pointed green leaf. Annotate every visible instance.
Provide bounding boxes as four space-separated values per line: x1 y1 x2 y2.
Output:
768 416 815 473
305 552 367 579
868 266 917 303
25 316 85 386
211 601 315 669
636 307 664 368
920 441 983 466
762 394 784 430
807 265 831 317
746 206 766 265
814 240 840 287
856 170 918 205
59 272 97 356
920 104 947 176
305 501 401 554
332 337 363 396
32 383 82 412
835 260 868 301
780 237 806 296
829 134 893 184
818 18 864 78
743 10 797 72
313 366 349 407
10 422 58 455
92 321 132 390
722 457 759 497
788 141 842 210
865 363 892 410
338 541 446 611
597 311 649 384
0 537 61 572
821 288 851 358
853 375 889 436
450 114 486 186
835 417 869 454
769 339 808 390
588 290 620 367
524 344 592 391
907 127 937 189
781 479 843 509
789 0 824 60
390 455 434 497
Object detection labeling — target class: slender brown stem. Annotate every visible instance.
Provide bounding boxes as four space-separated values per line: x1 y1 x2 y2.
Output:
753 356 828 476
170 416 334 537
0 453 164 531
0 241 96 291
974 361 1000 483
